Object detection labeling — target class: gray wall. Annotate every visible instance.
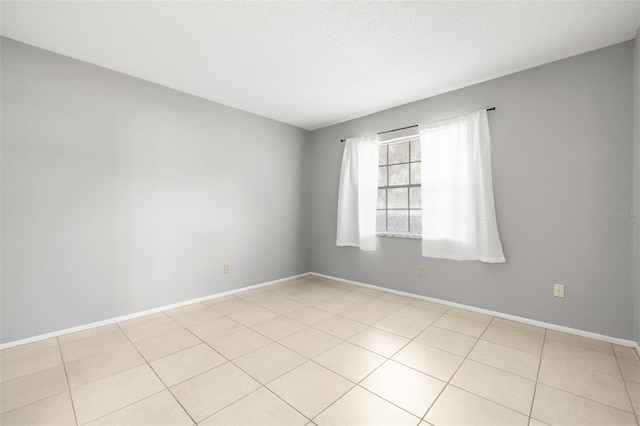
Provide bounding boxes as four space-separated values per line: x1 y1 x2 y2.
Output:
310 41 635 339
1 38 312 343
1 37 636 344
634 28 640 346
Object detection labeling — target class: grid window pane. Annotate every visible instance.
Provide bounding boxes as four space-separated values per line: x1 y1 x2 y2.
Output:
379 146 388 166
377 189 386 209
387 187 408 209
388 142 409 164
376 210 386 232
410 162 421 185
410 210 422 234
410 187 421 209
378 167 387 187
388 164 409 186
410 139 421 161
377 138 421 236
388 210 409 232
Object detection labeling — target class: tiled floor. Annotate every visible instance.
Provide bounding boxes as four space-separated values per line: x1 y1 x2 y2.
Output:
1 275 639 425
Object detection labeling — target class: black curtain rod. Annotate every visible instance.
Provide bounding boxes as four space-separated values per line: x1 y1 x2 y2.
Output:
340 107 496 142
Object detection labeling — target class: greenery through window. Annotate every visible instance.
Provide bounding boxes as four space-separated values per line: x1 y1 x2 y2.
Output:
377 138 421 235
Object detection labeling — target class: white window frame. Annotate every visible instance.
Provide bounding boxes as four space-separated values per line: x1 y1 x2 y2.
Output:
376 133 422 239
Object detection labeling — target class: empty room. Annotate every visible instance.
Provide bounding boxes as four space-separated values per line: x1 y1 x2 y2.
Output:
1 1 640 425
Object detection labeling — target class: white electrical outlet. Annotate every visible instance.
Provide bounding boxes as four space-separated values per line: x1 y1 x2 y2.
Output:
553 283 565 298
223 264 230 274
418 265 425 276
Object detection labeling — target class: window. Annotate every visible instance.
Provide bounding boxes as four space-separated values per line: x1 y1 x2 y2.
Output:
376 137 421 236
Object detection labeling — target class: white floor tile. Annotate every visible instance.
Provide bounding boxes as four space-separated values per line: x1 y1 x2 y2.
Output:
267 361 352 418
425 385 528 426
314 386 419 426
199 387 307 426
360 360 445 418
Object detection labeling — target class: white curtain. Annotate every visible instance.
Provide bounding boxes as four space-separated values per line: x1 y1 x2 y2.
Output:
419 110 505 263
336 135 379 251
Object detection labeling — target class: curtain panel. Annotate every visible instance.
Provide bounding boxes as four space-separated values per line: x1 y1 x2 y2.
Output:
336 135 379 251
419 110 505 263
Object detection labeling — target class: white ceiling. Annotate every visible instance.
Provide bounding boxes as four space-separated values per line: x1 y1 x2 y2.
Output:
1 1 639 130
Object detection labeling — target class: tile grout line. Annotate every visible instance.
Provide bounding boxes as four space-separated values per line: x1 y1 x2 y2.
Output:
277 294 429 423
0 280 442 424
277 305 435 421
308 311 447 424
307 378 358 423
9 277 635 425
220 283 397 420
0 345 70 407
612 344 640 426
207 284 366 330
140 285 355 398
418 315 494 424
143 318 277 423
197 384 313 425
129 311 221 389
114 322 199 426
533 333 640 421
0 281 540 423
527 327 547 423
161 310 305 423
56 336 80 426
0 389 71 419
351 355 440 422
0 284 496 410
148 331 268 423
232 362 315 424
200 281 383 422
539 342 626 371
83 389 170 425
314 273 639 350
141 289 342 423
455 333 543 378
420 315 548 423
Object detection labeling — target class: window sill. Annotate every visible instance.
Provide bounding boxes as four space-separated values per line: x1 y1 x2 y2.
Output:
376 233 421 239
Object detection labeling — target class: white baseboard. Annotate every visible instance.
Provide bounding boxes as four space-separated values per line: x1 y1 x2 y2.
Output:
311 272 640 352
4 270 639 357
0 272 312 350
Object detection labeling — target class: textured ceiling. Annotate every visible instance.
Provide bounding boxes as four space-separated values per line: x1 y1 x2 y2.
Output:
1 1 639 130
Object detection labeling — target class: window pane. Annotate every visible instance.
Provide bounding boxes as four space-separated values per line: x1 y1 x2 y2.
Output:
378 167 387 187
410 210 422 234
387 188 408 209
388 142 409 164
410 162 421 184
410 187 421 209
377 139 422 237
388 164 409 186
410 139 421 161
377 189 386 209
378 145 387 166
388 210 408 232
376 210 386 232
